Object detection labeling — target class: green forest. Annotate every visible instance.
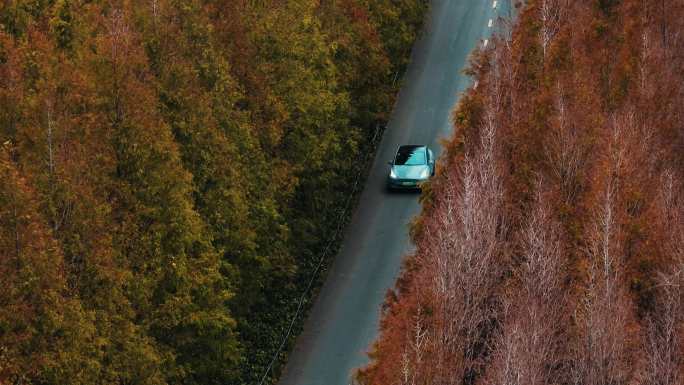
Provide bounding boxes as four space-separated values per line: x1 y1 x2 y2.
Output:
0 0 427 383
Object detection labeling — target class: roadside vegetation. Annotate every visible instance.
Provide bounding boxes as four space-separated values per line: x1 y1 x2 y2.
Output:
0 0 427 383
358 0 684 384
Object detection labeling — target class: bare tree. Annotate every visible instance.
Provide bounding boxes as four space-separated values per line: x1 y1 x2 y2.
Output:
657 171 684 264
539 0 567 62
107 9 132 67
640 171 684 385
572 181 632 385
426 91 507 384
544 84 590 204
641 269 683 385
484 186 567 385
640 9 654 96
400 305 430 385
46 102 55 178
571 116 642 385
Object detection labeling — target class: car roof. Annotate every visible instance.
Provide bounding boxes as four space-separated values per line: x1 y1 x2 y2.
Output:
397 144 427 151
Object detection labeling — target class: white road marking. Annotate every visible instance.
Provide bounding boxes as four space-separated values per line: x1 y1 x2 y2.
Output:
493 1 497 8
488 19 493 27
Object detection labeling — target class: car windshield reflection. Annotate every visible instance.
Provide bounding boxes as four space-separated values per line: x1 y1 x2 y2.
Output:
394 145 426 165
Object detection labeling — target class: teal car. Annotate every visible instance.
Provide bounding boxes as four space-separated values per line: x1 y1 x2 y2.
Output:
387 145 435 190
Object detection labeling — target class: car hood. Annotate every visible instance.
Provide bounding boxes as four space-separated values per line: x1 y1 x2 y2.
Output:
392 165 430 179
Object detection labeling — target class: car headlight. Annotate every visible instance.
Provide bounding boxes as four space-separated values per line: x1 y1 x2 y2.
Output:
420 168 430 179
389 168 397 179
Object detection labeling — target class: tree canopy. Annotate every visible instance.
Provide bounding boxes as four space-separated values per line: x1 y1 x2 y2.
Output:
359 1 684 384
0 0 427 383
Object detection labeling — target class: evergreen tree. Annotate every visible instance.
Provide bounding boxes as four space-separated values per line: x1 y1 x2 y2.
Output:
0 146 99 384
0 0 428 382
91 6 240 382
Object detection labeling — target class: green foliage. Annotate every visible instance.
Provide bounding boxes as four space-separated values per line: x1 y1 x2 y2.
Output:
596 0 621 16
0 0 428 383
50 0 74 50
360 0 428 76
0 147 100 384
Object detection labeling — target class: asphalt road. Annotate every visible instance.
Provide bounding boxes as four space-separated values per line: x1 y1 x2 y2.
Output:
277 1 510 384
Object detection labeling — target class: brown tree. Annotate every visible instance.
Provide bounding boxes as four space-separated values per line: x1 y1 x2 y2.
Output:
640 172 684 385
484 187 567 385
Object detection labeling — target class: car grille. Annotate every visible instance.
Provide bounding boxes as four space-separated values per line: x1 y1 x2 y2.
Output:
391 179 418 186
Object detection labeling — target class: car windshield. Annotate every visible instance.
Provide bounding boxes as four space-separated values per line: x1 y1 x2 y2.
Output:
394 146 426 165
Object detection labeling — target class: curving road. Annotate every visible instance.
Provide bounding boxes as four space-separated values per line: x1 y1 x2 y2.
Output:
277 1 510 384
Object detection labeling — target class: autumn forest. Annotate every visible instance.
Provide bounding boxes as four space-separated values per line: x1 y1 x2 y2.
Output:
360 0 684 384
0 0 427 384
2 0 684 384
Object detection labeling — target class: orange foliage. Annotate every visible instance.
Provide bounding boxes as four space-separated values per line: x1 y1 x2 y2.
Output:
360 0 684 384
